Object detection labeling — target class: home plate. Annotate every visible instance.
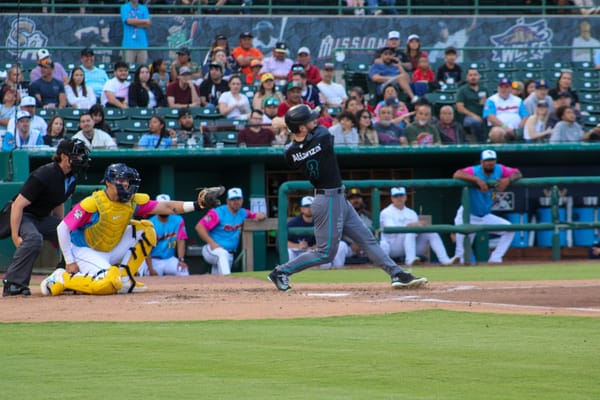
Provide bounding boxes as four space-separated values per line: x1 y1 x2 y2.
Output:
305 292 351 297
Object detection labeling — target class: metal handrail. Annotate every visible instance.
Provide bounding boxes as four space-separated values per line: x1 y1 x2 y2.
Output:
277 177 600 264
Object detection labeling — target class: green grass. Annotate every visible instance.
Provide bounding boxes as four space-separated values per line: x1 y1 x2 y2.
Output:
1 311 599 399
240 262 600 283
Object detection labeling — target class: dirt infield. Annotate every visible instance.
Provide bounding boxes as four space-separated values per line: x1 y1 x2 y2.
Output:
2 274 600 322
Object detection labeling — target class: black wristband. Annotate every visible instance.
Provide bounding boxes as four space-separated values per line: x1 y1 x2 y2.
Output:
194 201 202 211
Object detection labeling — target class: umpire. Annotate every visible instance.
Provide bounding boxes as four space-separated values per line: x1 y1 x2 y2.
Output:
268 104 427 291
2 139 90 296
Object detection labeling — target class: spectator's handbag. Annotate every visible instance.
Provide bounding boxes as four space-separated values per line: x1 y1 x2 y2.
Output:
0 200 13 239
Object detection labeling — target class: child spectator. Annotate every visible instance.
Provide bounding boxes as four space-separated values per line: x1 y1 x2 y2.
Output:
436 47 462 86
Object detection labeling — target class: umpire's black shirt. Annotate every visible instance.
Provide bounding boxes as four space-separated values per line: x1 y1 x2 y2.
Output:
284 125 342 189
19 162 77 217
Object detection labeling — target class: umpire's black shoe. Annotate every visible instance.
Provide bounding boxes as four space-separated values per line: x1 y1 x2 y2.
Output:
391 272 427 289
268 269 291 292
2 279 32 297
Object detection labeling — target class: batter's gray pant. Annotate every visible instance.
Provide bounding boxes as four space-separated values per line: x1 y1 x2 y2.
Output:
277 188 404 277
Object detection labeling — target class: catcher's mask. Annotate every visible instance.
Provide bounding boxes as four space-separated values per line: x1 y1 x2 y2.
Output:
102 163 141 202
56 138 91 179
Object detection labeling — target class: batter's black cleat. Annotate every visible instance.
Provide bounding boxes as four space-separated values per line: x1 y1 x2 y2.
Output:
268 269 291 292
2 279 32 297
391 272 427 289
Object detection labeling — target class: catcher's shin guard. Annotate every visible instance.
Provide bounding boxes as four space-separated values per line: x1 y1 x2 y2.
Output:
119 220 156 292
119 220 156 278
63 266 123 295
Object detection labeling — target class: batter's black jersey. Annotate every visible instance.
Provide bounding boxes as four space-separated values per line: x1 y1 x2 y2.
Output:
19 162 77 217
284 125 342 189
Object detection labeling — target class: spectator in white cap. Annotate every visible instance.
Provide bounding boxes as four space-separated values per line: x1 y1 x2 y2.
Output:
195 187 266 275
373 31 412 72
288 47 321 85
29 49 69 85
287 196 352 268
2 111 44 151
380 187 458 266
29 57 67 109
7 96 47 138
317 63 347 107
405 34 429 71
452 150 522 264
137 194 190 277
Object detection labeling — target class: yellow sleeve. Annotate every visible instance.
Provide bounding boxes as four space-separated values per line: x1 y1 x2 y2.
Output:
134 193 150 206
79 193 100 213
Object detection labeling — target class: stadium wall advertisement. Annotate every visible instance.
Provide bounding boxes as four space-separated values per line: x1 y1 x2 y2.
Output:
1 15 598 67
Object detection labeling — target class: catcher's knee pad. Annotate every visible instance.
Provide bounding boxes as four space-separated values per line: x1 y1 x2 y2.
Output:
120 220 156 277
63 266 123 295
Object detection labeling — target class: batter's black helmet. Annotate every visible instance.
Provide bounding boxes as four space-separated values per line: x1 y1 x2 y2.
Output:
284 104 319 133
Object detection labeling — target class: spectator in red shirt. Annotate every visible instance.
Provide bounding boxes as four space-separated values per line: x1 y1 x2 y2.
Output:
232 31 264 76
287 47 321 85
237 110 275 147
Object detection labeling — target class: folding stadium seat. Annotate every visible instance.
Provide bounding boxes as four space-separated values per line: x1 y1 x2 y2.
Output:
36 108 55 121
114 132 141 148
573 61 595 72
467 62 489 73
196 106 222 120
126 107 154 120
63 120 79 136
580 92 600 104
518 61 544 80
212 131 238 147
154 107 180 119
578 80 600 92
581 103 600 115
119 119 149 133
343 62 370 97
57 108 86 121
582 114 599 128
103 108 126 120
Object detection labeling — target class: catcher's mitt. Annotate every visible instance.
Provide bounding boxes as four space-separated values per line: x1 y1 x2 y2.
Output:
197 186 225 209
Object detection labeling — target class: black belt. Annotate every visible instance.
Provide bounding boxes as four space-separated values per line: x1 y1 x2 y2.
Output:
315 188 343 195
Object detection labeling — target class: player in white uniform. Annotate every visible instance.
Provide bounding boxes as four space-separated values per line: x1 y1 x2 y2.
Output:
379 187 458 266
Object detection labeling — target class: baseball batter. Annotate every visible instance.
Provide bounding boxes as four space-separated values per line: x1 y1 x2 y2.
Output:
453 149 522 264
40 163 222 295
268 104 427 291
380 186 458 266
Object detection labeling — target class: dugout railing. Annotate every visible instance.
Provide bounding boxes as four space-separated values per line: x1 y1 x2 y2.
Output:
278 177 600 265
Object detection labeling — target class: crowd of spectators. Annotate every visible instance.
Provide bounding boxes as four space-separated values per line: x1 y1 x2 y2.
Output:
2 23 600 151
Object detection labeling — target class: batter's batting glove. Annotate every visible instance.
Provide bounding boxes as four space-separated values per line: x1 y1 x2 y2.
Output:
196 186 226 209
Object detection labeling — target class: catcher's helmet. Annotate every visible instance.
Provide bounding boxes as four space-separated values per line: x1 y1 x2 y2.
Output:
284 104 319 133
103 163 141 202
56 138 91 178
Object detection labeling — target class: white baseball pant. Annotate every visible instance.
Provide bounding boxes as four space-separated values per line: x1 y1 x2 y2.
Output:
138 257 190 276
380 232 452 264
202 244 233 275
454 206 515 263
288 240 352 268
71 225 140 277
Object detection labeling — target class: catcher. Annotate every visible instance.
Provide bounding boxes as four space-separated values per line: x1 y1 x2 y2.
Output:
40 163 224 296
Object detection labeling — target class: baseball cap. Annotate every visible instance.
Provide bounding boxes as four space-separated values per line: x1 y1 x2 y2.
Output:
391 187 407 196
536 100 549 107
556 90 571 98
20 96 37 107
323 63 334 70
291 63 305 72
227 187 243 200
535 79 548 89
263 96 280 107
37 48 50 60
209 61 224 70
287 81 302 91
250 59 263 68
301 196 314 207
387 30 401 40
380 46 396 54
297 47 311 55
179 66 192 75
16 110 31 121
260 73 274 84
498 78 512 86
156 194 171 202
274 42 288 52
385 96 399 107
347 188 362 198
239 31 253 39
481 149 497 161
214 34 228 41
178 107 192 118
407 34 420 43
81 47 94 56
176 47 191 56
